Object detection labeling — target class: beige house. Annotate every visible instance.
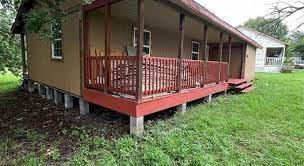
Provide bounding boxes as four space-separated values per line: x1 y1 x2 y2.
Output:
12 0 261 136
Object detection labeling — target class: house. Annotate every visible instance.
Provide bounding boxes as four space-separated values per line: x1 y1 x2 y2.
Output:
238 26 287 73
12 0 261 136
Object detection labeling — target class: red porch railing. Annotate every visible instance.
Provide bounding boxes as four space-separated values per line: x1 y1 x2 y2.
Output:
86 56 228 97
143 57 179 95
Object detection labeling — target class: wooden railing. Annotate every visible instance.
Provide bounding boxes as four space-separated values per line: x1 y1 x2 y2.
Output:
265 57 284 66
181 60 204 89
86 56 106 89
86 56 229 97
109 56 137 95
143 57 179 95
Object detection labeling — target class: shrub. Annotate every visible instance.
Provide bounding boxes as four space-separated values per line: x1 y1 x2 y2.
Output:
281 57 295 73
281 66 295 73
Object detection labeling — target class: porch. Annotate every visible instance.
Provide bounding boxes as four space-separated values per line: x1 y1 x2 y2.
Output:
83 55 230 117
265 47 285 67
85 56 229 100
81 0 256 135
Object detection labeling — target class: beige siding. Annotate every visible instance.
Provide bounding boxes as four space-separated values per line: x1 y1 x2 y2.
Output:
89 11 133 56
244 45 257 81
88 11 194 59
27 11 81 96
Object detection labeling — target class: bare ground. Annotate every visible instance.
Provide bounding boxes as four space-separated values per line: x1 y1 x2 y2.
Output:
0 87 178 164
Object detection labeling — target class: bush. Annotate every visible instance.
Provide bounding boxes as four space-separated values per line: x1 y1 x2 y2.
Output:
281 66 295 73
281 57 295 73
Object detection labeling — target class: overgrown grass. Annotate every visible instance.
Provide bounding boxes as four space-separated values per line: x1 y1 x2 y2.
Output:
0 72 20 94
1 71 304 165
67 71 304 165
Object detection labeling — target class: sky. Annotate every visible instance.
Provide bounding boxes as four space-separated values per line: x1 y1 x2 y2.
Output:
196 0 304 31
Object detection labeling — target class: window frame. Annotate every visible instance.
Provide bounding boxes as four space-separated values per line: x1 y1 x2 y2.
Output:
51 21 63 60
133 28 152 55
191 41 200 60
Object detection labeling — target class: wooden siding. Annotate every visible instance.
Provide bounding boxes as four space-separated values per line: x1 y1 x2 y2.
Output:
209 45 242 78
27 10 81 96
88 11 195 59
244 44 256 81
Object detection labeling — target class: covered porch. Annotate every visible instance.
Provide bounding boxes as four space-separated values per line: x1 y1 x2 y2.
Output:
81 0 254 135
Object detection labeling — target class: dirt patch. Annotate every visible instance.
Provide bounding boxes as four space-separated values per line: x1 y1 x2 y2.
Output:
0 88 131 163
0 88 178 163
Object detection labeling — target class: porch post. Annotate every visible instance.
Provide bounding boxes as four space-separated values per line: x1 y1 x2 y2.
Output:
227 36 232 79
202 25 208 86
83 9 89 88
20 33 27 81
241 43 247 79
136 0 144 101
177 13 185 92
218 32 224 83
104 4 111 94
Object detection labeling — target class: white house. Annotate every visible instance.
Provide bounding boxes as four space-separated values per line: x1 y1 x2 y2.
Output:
238 26 287 73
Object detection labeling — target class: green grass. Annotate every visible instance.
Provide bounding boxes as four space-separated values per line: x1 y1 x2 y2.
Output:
0 72 20 94
1 71 304 165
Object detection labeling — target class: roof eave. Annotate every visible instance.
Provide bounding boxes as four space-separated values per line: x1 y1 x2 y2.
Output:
169 0 262 49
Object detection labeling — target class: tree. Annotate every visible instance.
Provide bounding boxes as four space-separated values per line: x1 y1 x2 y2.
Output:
286 31 304 58
269 1 304 30
243 17 289 41
24 0 65 40
0 1 21 75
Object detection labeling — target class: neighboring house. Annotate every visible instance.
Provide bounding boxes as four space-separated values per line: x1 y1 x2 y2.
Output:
238 26 287 73
12 0 261 136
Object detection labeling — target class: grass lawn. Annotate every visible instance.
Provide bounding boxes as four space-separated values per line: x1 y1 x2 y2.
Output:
0 71 304 165
0 72 21 95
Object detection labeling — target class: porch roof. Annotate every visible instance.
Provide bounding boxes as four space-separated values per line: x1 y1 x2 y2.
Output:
83 0 262 48
12 0 262 49
170 0 262 49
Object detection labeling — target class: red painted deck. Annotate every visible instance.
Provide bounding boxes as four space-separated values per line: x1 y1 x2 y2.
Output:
228 78 247 86
83 82 229 117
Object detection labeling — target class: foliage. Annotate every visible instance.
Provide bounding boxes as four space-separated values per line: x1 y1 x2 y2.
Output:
286 31 304 58
281 57 295 73
281 66 295 73
269 1 304 30
24 0 65 40
0 8 22 75
243 17 289 41
0 0 21 11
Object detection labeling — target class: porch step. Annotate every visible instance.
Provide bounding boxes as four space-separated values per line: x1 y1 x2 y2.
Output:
235 82 252 90
228 78 247 86
241 86 256 93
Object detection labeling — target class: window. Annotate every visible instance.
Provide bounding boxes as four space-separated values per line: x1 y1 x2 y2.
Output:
192 41 200 60
266 47 283 57
133 28 151 55
51 21 62 59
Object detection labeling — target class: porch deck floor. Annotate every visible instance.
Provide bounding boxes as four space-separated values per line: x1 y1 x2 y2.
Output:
112 82 219 101
228 78 247 86
83 81 230 117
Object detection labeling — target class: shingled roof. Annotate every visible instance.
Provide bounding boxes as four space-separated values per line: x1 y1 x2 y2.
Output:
174 0 262 48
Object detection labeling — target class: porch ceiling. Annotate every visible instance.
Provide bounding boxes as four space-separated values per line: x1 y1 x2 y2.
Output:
98 0 240 43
